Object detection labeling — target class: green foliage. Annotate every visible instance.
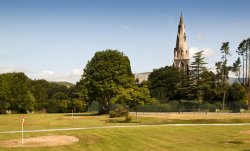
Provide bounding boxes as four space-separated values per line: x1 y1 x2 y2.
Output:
232 57 241 83
189 51 215 104
58 100 71 113
125 115 132 122
199 71 216 102
175 72 200 101
216 42 231 110
80 49 135 114
111 86 157 111
23 91 36 112
47 89 87 113
216 42 231 83
228 83 247 111
0 73 34 113
30 80 77 112
109 111 119 118
0 72 86 114
190 50 207 84
148 66 183 102
236 38 250 85
109 105 128 118
29 80 49 111
53 92 68 100
71 99 87 113
70 82 88 112
221 42 230 57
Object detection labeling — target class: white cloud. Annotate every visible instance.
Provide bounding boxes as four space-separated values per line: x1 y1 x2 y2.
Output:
0 66 82 84
32 68 83 84
34 70 61 81
189 47 215 58
68 68 83 83
39 70 54 76
71 68 82 76
0 65 27 73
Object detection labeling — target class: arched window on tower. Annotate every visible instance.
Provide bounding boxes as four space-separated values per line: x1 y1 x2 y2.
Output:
180 62 185 71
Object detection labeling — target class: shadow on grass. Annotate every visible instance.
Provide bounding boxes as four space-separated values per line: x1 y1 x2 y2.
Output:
107 118 140 123
157 119 250 124
122 118 250 125
64 112 99 117
226 140 245 144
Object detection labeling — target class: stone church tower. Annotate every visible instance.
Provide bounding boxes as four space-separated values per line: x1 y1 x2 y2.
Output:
173 12 189 74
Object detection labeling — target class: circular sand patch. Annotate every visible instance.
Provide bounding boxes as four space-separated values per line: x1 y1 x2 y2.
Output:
0 135 79 148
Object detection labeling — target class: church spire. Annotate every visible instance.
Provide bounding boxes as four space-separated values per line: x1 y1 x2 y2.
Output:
179 10 184 25
173 11 189 73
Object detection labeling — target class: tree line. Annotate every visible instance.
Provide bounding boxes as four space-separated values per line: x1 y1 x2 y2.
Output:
0 49 155 115
1 39 249 114
148 40 250 112
0 72 86 113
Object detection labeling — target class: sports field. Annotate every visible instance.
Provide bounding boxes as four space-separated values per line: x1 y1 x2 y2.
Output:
1 112 250 150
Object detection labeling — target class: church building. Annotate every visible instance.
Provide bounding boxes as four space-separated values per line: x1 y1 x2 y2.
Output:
135 12 190 82
173 12 189 74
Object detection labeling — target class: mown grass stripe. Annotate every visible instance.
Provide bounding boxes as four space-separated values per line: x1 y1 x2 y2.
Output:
1 123 250 134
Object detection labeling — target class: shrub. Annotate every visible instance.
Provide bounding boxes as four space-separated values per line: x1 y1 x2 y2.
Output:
109 111 119 118
125 115 132 122
109 105 128 118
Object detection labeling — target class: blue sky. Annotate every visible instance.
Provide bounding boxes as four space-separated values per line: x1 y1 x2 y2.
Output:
0 0 250 83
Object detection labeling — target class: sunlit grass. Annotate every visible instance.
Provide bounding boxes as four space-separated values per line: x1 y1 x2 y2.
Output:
1 125 250 151
1 113 250 150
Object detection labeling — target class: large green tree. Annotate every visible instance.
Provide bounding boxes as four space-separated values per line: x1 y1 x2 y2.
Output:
29 80 49 110
80 49 135 114
111 85 156 120
199 71 216 103
148 66 183 102
0 74 11 113
0 73 35 113
228 83 247 111
30 80 73 112
236 38 250 85
189 50 212 105
190 50 207 84
70 83 87 113
232 57 241 83
237 40 246 85
216 42 231 110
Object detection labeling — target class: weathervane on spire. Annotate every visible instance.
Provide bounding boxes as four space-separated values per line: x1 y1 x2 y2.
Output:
181 8 183 16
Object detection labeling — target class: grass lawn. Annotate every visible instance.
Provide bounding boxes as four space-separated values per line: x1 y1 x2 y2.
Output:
1 113 250 150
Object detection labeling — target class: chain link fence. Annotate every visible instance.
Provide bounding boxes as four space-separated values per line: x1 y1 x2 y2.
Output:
130 101 248 113
87 100 248 113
